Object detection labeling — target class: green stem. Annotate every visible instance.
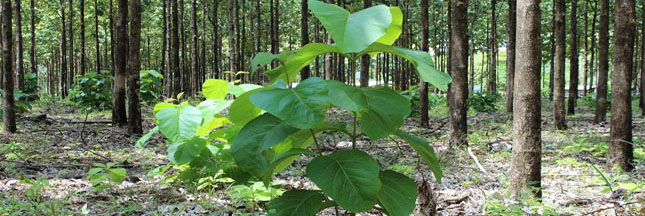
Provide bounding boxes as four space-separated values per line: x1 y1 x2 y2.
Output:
334 204 340 216
310 129 323 156
352 113 357 149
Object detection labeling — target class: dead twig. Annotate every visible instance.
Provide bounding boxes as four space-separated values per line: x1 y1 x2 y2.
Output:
467 147 488 175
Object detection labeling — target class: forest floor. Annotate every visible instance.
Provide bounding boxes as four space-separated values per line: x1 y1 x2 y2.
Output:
0 96 644 215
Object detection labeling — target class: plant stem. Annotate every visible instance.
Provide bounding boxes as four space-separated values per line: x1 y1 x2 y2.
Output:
334 204 340 216
310 129 323 156
352 112 357 149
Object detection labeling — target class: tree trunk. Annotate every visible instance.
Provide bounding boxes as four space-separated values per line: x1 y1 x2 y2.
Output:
590 0 597 93
212 0 219 79
271 0 279 67
641 0 645 116
506 0 516 112
60 0 68 98
2 0 15 133
15 0 23 91
180 0 189 94
549 0 555 101
358 0 372 87
448 0 467 147
30 0 36 77
609 0 635 172
594 0 609 123
487 0 497 93
191 0 198 92
127 0 142 134
94 0 100 73
300 0 310 80
68 0 74 87
171 0 180 96
582 1 588 96
567 0 578 115
227 0 235 79
80 0 85 75
419 0 429 128
112 0 127 126
511 0 541 198
554 0 567 130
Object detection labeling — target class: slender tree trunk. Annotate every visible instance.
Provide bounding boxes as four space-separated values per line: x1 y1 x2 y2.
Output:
30 0 35 77
60 0 68 98
448 0 467 147
111 0 127 125
590 0 597 93
300 0 310 80
271 0 279 68
549 0 555 101
554 0 567 130
14 0 23 91
609 0 635 172
212 0 219 79
227 0 235 79
359 0 372 87
511 0 541 198
487 0 497 93
419 0 429 128
68 0 74 87
191 0 198 93
641 0 645 116
109 0 114 77
127 0 142 134
80 0 85 75
567 0 578 115
161 0 167 91
94 0 100 73
506 0 516 112
2 0 15 132
180 0 189 94
594 0 609 123
582 1 588 96
171 0 181 97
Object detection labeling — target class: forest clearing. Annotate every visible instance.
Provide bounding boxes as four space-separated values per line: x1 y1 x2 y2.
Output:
0 0 644 215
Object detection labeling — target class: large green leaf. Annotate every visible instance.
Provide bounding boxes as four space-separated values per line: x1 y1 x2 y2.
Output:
375 7 403 46
306 150 381 212
227 84 263 97
229 88 267 126
155 106 203 142
377 170 418 216
268 190 325 216
394 130 442 183
197 99 232 123
202 79 231 99
231 114 299 177
263 43 340 84
358 43 451 91
359 87 411 140
308 0 393 53
250 77 330 129
325 80 367 113
167 136 207 165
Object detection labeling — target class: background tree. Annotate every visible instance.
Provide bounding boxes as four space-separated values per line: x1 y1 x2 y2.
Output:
2 0 15 133
60 0 68 98
127 0 142 134
171 0 180 96
448 0 467 147
594 0 609 123
609 0 635 172
30 0 36 77
567 0 578 115
15 0 24 91
511 0 541 198
554 0 567 130
419 0 429 128
506 0 516 112
80 0 86 75
300 0 310 80
111 0 127 126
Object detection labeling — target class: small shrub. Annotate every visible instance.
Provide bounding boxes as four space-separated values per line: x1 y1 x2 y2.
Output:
69 71 113 109
140 70 164 105
468 91 500 113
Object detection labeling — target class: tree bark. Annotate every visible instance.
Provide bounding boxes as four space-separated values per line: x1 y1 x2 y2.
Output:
171 0 181 97
109 0 114 75
191 0 198 93
15 0 23 91
487 0 497 93
511 0 541 198
641 0 645 116
60 0 68 98
549 0 555 101
506 0 516 112
594 0 609 123
94 0 100 73
112 0 127 126
419 0 429 128
554 0 567 130
609 0 635 172
127 0 142 134
359 0 372 87
80 0 86 75
582 1 588 96
227 0 235 79
567 0 578 115
68 0 74 87
448 0 467 147
590 0 597 96
2 0 15 132
300 0 310 80
212 0 219 79
30 0 36 77
271 0 279 67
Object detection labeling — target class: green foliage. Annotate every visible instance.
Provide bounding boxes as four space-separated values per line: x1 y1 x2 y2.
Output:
23 72 40 101
87 162 127 192
468 91 500 113
268 190 326 216
69 71 113 109
139 70 164 105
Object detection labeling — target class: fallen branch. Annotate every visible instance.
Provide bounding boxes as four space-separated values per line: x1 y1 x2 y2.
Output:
467 147 488 175
582 201 637 215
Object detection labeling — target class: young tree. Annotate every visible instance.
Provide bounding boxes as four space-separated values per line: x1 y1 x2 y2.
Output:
127 0 142 134
15 0 24 91
171 0 181 96
111 0 127 126
567 0 578 115
554 0 567 130
609 0 635 171
448 0 468 147
300 0 310 80
2 0 15 133
419 0 429 128
506 0 516 112
594 0 609 123
511 0 542 198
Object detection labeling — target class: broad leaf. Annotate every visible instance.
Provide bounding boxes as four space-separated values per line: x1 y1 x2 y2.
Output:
229 88 267 126
167 136 207 165
197 99 232 123
306 150 381 212
135 126 159 148
375 7 403 46
228 84 263 97
156 106 203 142
108 168 127 184
268 190 325 216
309 0 393 53
359 87 411 140
263 148 316 186
195 116 230 137
231 114 299 177
394 130 442 183
358 43 451 91
377 170 418 216
263 44 340 84
153 102 178 115
202 79 231 99
250 77 330 129
325 80 367 113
